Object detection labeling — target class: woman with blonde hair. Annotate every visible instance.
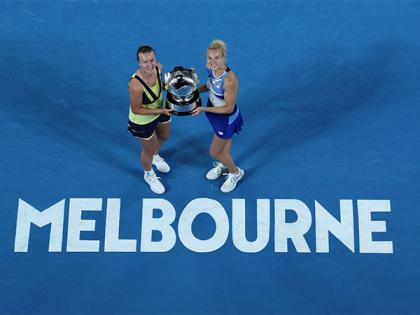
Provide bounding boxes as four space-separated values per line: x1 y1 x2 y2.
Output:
192 39 244 193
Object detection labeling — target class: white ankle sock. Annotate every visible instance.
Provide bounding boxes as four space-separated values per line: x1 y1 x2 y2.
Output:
144 169 154 176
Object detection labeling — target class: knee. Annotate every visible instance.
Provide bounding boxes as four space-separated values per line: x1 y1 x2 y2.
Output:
156 125 170 141
209 147 220 158
142 146 155 158
158 132 170 141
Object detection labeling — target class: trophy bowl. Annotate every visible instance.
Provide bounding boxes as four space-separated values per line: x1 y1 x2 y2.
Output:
164 66 201 116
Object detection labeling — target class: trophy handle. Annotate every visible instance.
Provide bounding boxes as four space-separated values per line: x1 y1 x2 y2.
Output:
164 72 170 85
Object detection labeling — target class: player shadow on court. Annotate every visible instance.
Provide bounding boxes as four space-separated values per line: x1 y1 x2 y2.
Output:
163 113 212 171
236 41 400 179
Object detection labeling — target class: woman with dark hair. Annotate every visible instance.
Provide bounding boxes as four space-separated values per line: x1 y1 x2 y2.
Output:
128 45 173 194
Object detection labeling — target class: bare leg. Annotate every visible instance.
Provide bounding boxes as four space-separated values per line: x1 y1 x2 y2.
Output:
154 121 171 155
210 135 238 173
139 134 159 171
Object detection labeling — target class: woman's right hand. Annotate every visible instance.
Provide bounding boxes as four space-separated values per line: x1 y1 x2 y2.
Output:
161 108 173 116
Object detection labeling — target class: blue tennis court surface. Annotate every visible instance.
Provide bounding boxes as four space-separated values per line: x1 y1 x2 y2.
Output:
1 0 420 313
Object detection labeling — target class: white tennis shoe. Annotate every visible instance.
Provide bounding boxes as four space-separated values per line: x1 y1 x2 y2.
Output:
221 168 244 193
152 154 170 173
206 161 227 180
144 170 165 194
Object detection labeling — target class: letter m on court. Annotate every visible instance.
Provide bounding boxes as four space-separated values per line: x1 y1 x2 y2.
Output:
14 199 65 252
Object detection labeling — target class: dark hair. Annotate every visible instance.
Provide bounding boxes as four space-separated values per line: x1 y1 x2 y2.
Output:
136 45 155 61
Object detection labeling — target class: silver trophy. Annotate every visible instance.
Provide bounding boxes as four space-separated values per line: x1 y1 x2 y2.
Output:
164 66 201 115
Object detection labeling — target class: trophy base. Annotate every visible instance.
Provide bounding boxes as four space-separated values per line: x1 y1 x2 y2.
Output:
166 90 201 116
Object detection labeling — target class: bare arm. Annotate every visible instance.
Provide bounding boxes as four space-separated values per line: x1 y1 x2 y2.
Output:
129 79 169 116
198 84 209 93
220 71 238 114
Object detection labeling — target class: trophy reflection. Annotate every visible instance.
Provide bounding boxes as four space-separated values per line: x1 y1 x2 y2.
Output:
164 66 202 116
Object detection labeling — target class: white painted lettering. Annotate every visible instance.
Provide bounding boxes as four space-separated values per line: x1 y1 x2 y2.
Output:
14 199 65 252
358 200 393 253
275 199 311 253
67 198 101 252
232 199 270 252
140 198 176 252
178 198 229 252
104 198 137 252
315 200 354 253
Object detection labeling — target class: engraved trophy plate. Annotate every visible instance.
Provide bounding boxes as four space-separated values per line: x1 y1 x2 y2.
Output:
164 66 202 116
